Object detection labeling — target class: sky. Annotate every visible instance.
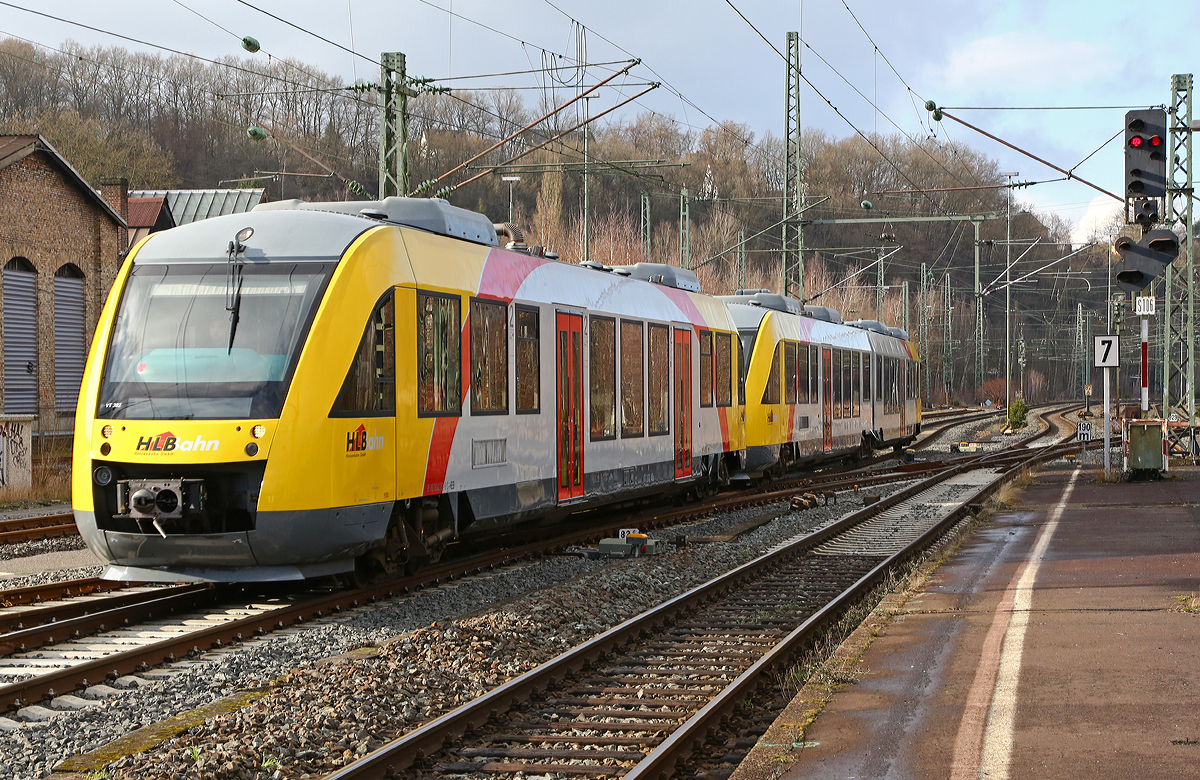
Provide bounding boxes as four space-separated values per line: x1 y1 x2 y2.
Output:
1 0 1197 245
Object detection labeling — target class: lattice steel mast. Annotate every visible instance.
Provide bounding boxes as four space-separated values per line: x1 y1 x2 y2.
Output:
782 32 804 298
1162 74 1194 428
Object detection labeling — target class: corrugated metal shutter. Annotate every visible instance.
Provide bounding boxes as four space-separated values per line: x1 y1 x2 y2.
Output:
54 276 85 412
4 269 38 414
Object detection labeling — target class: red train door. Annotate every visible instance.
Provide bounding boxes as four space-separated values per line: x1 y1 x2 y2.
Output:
822 347 833 452
674 328 693 478
557 312 584 501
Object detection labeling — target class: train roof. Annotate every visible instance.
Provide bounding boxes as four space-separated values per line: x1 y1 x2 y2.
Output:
132 208 376 264
254 196 498 247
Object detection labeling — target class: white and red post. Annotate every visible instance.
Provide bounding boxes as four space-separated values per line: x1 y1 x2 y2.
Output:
1141 315 1149 416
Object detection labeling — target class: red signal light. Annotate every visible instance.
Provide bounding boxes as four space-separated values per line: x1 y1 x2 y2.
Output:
1130 136 1144 148
1149 135 1163 147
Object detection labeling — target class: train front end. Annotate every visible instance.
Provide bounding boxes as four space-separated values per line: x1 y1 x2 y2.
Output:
72 209 379 582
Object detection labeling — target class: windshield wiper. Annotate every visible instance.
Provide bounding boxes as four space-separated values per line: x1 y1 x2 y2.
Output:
227 272 243 353
226 233 247 353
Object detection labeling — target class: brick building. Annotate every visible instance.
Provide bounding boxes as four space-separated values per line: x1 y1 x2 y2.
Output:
0 135 128 434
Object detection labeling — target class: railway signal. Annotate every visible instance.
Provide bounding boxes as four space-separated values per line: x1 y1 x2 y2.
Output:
1114 229 1181 292
1132 197 1159 225
1124 109 1168 199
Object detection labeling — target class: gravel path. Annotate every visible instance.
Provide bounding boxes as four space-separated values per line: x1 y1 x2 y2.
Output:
0 484 920 780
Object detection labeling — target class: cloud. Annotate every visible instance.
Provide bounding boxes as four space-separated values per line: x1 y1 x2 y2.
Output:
941 32 1117 92
1072 195 1123 246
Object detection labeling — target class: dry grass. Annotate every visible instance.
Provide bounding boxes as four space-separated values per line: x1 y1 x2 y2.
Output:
0 433 73 508
1092 467 1125 484
1170 594 1200 614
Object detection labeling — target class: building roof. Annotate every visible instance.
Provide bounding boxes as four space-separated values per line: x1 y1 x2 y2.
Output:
0 135 127 227
127 196 174 229
130 189 264 225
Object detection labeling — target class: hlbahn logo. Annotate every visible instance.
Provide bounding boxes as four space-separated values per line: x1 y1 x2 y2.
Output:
346 424 385 453
135 431 220 453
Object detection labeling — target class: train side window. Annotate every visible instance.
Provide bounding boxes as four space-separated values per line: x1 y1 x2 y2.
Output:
876 356 883 402
884 358 892 414
647 323 671 435
737 337 746 406
333 290 395 416
762 341 781 405
590 315 617 440
418 291 461 416
835 348 844 420
893 358 900 413
699 329 714 407
470 298 508 415
784 341 797 405
864 351 872 405
809 345 817 404
796 343 809 404
714 331 732 407
844 348 854 415
893 358 899 413
620 319 644 437
852 352 861 417
515 307 540 413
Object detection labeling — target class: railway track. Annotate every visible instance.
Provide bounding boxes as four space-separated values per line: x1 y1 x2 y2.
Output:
0 407 1074 780
0 407 1001 552
0 405 1063 720
0 512 76 545
322 411 1079 780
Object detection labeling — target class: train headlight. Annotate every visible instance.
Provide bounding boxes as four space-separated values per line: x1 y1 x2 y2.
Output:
245 442 259 456
101 425 113 438
93 466 114 486
99 442 112 456
251 425 266 439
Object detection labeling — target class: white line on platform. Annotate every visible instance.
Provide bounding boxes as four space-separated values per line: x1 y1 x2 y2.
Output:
950 467 1080 780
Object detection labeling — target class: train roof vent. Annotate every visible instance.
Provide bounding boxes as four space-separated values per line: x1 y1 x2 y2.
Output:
803 305 843 324
721 291 805 315
732 288 772 296
252 196 499 247
844 319 889 334
579 260 611 272
609 262 702 292
887 327 909 340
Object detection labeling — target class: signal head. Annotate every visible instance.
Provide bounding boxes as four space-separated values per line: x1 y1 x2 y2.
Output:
1125 109 1168 199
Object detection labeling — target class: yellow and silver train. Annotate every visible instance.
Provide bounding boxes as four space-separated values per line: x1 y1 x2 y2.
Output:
72 196 918 583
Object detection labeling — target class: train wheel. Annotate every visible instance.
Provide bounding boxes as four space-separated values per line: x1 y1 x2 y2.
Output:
351 556 372 588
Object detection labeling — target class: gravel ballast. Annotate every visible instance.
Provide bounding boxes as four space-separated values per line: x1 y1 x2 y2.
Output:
0 487 896 780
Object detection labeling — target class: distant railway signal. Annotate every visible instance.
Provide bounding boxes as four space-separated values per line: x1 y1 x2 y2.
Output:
1132 197 1159 225
1124 109 1168 199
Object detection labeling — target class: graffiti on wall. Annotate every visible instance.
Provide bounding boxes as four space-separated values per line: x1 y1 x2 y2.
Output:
0 421 32 490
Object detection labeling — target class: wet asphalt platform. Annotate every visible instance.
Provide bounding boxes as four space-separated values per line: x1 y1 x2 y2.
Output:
733 460 1200 780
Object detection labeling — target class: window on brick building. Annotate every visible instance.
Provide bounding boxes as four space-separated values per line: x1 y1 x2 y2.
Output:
54 264 86 413
4 258 37 415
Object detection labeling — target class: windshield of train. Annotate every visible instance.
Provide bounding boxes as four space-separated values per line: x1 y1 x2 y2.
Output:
97 261 334 420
